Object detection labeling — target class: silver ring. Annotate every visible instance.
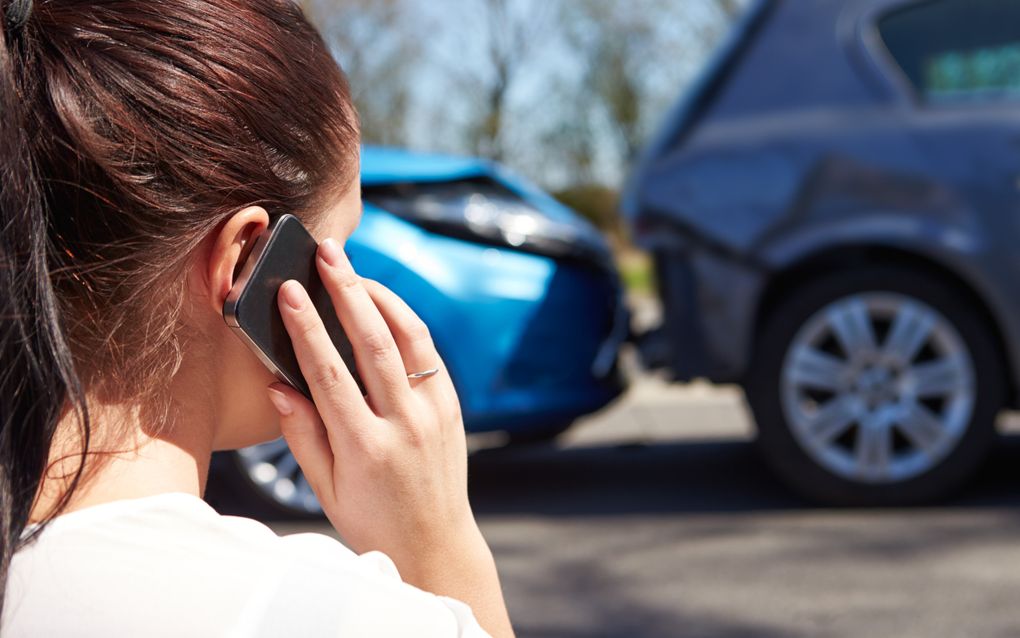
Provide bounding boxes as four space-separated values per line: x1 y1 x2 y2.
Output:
407 367 440 380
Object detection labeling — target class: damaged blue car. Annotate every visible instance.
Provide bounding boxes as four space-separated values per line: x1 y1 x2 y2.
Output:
211 146 628 516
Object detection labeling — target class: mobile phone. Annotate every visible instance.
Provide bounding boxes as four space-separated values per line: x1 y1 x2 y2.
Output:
223 214 363 399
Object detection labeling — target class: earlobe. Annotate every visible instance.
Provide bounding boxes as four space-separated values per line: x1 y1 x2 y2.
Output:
205 206 271 312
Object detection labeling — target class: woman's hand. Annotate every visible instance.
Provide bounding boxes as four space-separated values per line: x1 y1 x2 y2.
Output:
263 237 512 638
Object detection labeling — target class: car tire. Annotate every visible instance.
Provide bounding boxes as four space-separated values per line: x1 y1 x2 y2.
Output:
746 265 1004 505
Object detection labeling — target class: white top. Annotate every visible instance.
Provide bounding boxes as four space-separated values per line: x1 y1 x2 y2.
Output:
1 493 489 637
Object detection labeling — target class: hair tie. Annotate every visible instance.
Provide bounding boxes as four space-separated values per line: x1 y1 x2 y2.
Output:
4 0 33 35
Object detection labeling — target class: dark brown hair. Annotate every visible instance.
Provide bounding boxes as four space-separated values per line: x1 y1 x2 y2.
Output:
0 0 358 612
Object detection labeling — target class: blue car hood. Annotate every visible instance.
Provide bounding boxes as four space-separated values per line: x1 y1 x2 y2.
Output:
361 146 493 186
360 146 598 231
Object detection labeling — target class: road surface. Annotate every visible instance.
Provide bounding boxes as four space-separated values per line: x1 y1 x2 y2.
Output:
272 375 1020 637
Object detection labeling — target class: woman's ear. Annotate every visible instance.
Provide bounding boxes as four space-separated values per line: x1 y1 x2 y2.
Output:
204 206 271 312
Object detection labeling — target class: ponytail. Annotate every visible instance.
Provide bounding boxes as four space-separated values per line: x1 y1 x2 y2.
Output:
0 0 89 616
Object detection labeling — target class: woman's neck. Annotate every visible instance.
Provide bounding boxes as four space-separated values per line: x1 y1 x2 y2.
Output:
30 398 214 523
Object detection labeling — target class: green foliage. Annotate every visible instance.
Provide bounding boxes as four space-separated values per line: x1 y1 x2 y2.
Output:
551 184 621 232
619 251 655 296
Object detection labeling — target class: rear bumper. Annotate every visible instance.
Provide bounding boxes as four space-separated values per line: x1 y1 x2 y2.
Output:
643 247 764 383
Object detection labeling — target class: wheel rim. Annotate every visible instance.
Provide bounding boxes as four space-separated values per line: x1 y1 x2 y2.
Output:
780 292 975 485
236 439 321 514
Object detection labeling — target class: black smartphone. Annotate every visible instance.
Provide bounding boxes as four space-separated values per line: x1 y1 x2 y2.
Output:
223 214 363 399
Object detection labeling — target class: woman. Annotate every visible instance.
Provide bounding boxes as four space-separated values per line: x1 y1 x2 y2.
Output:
0 0 514 636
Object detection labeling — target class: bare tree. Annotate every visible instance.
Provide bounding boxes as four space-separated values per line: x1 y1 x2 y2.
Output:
459 0 556 162
558 0 750 177
301 0 424 146
299 0 748 192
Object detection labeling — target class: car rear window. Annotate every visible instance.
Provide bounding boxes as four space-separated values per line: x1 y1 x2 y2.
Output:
878 0 1020 103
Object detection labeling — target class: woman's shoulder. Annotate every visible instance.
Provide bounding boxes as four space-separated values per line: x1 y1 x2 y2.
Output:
18 492 315 558
11 492 368 588
3 492 488 637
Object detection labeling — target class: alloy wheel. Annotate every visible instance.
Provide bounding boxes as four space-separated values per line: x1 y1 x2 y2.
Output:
780 292 976 484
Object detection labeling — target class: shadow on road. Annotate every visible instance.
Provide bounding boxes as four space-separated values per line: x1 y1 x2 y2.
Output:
469 434 1020 517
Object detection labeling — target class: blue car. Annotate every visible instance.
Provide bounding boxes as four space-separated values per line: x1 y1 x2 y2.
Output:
209 146 628 516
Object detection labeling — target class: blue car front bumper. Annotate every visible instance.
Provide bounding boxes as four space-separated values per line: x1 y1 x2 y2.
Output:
348 206 628 435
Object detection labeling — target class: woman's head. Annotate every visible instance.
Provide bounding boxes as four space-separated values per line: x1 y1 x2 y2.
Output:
0 0 360 603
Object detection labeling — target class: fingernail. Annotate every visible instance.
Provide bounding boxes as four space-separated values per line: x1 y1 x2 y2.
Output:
267 385 293 416
280 280 304 310
318 238 343 267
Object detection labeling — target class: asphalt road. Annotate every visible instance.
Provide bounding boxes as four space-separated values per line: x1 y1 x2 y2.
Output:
272 376 1020 638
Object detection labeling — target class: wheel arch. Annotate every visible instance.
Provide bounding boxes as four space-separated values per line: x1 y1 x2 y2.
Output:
753 244 1017 407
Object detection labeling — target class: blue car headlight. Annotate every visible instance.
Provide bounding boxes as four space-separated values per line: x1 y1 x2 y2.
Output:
363 178 611 266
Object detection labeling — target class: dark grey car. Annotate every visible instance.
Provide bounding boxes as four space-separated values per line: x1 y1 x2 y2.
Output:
623 0 1020 504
